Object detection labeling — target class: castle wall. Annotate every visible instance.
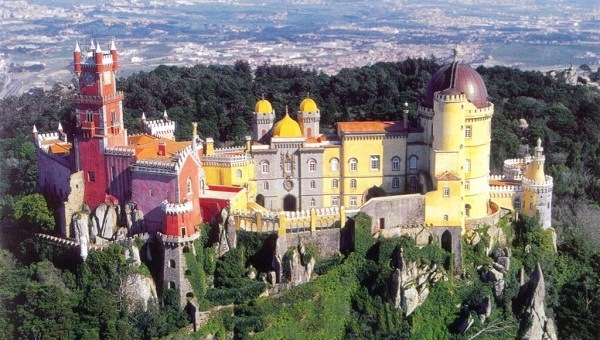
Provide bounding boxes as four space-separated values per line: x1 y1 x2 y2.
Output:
298 148 325 210
37 148 71 204
131 171 177 233
359 194 425 232
105 153 135 203
320 146 342 208
77 137 108 209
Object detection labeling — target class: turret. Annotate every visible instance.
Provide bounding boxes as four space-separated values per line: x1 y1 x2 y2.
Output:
141 112 146 124
74 41 82 74
521 138 553 229
163 110 169 121
191 122 199 151
110 39 118 70
297 93 320 138
403 102 409 129
252 95 275 142
94 41 103 66
32 125 38 144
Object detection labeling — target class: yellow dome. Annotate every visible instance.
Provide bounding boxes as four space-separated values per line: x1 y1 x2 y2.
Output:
299 97 318 112
255 99 273 113
272 113 302 137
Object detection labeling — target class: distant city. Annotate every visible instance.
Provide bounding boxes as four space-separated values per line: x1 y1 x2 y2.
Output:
1 0 599 98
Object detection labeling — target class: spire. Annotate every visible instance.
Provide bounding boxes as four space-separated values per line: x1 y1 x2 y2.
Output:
89 38 95 51
141 112 146 122
74 41 81 53
32 125 38 134
95 41 102 53
163 110 169 121
453 44 459 62
285 105 289 116
110 39 116 51
58 122 63 132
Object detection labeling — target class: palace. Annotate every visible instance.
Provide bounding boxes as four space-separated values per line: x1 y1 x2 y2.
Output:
34 41 552 302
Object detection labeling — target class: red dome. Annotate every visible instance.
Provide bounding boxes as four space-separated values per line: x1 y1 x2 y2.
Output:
422 62 488 109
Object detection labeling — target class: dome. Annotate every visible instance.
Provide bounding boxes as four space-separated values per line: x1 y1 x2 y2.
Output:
299 97 318 112
255 98 273 113
422 62 488 109
272 113 302 137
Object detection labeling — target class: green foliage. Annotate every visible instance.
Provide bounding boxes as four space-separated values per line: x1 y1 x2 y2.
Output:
184 247 206 300
512 215 556 273
13 194 55 232
410 280 459 339
352 212 374 257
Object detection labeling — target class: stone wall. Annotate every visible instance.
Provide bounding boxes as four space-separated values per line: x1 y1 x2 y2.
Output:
359 194 425 232
276 228 343 259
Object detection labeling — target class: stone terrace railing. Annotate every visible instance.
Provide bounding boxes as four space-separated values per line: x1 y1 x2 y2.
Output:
232 206 345 236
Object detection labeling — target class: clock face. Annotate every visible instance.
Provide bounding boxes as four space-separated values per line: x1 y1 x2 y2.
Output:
103 71 112 85
81 72 95 86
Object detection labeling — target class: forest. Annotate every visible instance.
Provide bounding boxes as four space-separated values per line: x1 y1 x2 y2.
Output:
0 58 599 339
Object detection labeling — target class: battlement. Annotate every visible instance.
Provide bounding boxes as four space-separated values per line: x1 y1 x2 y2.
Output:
489 184 523 193
131 159 178 174
465 102 494 116
37 147 70 168
81 52 113 66
73 92 124 105
434 92 466 102
522 176 553 188
157 231 200 245
104 146 135 156
214 146 246 154
232 206 344 235
144 119 176 140
162 199 194 214
202 153 251 165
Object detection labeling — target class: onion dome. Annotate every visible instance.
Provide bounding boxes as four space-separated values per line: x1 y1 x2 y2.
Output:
255 97 273 113
422 49 488 109
272 108 302 137
299 95 318 112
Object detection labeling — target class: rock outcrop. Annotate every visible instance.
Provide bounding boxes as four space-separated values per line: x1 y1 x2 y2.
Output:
91 203 120 241
124 203 145 234
282 245 315 286
386 246 444 316
215 208 237 257
120 272 158 312
518 263 557 340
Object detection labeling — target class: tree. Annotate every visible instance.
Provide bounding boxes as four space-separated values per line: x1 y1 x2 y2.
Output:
13 194 55 232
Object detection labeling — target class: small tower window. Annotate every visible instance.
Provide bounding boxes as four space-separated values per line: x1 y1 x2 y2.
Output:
350 179 357 189
261 161 269 174
308 158 317 172
465 180 470 190
88 171 95 183
236 169 243 179
331 196 339 206
168 281 176 289
349 158 358 172
330 158 339 172
186 177 192 195
465 159 471 172
350 196 357 207
392 156 401 171
310 180 316 189
392 177 399 188
370 155 380 171
263 181 269 191
169 259 176 268
465 125 472 138
86 109 93 122
409 155 418 170
149 189 154 197
442 187 450 197
443 214 449 222
332 179 339 189
285 160 292 173
310 198 316 207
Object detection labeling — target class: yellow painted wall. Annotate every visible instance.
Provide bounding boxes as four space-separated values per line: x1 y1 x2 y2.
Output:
424 179 463 230
321 146 341 206
341 136 384 206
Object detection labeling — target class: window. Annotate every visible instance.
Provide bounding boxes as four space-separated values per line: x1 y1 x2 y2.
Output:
442 187 450 197
514 198 521 210
186 177 192 195
308 158 317 172
168 281 176 289
310 180 316 189
261 161 269 174
443 214 449 222
149 189 154 197
409 176 417 191
350 196 357 207
88 171 95 183
86 109 93 122
465 180 470 190
330 158 339 171
409 155 418 170
169 259 176 268
392 177 399 188
370 155 380 170
392 156 400 171
310 198 316 207
350 179 357 189
465 125 472 138
111 109 116 125
465 159 471 172
529 202 533 210
236 169 242 179
331 196 339 206
349 158 358 172
263 181 269 190
332 179 339 189
285 160 292 172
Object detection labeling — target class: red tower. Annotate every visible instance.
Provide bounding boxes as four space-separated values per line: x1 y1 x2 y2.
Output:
73 39 128 209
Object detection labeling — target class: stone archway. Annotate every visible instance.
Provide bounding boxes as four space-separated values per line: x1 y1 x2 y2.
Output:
283 195 297 212
256 194 265 207
363 186 386 203
441 230 452 270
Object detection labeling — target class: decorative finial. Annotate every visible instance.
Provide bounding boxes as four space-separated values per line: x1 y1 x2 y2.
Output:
261 93 265 100
110 39 116 51
32 125 38 134
307 92 310 98
163 110 168 120
453 44 459 62
74 41 81 53
95 41 102 53
285 105 289 116
141 112 146 121
89 38 95 51
537 138 542 148
58 122 63 132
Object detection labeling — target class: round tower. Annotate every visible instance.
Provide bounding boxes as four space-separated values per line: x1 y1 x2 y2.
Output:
297 94 320 138
252 96 275 142
521 139 553 228
74 41 82 75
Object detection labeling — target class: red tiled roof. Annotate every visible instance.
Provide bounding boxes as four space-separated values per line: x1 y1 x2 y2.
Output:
128 133 191 161
436 171 461 181
337 121 404 133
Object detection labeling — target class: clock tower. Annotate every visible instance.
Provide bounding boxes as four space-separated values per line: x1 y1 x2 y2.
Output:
73 39 128 209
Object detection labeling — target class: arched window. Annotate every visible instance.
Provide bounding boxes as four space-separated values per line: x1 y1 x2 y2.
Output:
349 158 358 172
465 125 472 138
330 158 339 171
263 181 269 190
261 161 269 174
168 281 176 289
310 198 316 207
350 179 357 189
236 169 243 179
350 196 357 207
332 179 339 189
465 159 471 172
169 259 176 268
392 177 399 188
310 180 316 189
308 159 317 172
370 155 380 170
86 109 93 122
514 198 521 210
409 155 418 170
186 177 192 195
307 127 312 138
110 109 116 125
392 156 401 171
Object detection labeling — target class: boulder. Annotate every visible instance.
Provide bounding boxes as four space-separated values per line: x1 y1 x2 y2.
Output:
493 262 505 273
494 279 506 297
492 248 505 261
131 245 141 267
403 286 420 316
520 263 557 340
120 272 158 311
488 268 504 282
124 203 145 233
496 256 510 271
91 203 119 240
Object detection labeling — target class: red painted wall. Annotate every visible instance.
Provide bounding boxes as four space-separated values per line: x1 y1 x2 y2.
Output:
77 137 107 209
